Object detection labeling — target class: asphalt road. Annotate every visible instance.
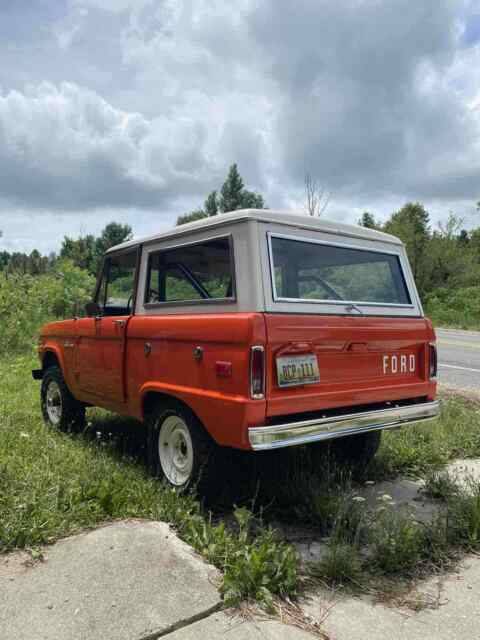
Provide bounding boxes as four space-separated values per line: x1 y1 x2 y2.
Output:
436 327 480 392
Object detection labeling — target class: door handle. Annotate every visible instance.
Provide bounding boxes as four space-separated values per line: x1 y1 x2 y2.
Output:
113 319 126 328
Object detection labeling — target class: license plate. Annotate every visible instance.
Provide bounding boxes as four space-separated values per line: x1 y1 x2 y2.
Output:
276 354 320 387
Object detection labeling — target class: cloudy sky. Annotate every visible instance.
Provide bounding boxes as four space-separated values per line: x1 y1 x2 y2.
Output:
1 0 479 254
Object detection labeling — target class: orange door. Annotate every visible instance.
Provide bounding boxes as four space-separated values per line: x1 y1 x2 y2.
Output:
89 315 128 401
76 317 98 396
78 248 138 404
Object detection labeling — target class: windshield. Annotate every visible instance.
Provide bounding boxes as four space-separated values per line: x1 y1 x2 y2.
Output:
269 235 412 306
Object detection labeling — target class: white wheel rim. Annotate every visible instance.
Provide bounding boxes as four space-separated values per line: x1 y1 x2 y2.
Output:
46 381 62 425
158 416 194 486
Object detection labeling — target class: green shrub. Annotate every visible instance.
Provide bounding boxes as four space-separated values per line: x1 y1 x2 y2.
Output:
425 286 480 330
0 261 95 354
220 509 298 608
370 506 426 574
446 479 480 548
313 542 362 585
423 470 460 501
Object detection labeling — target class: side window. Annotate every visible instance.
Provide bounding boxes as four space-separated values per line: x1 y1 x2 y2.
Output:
165 267 203 302
97 250 138 316
145 237 234 304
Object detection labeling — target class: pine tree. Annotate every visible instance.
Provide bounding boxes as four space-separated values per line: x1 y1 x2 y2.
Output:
176 163 265 225
204 191 218 216
358 212 378 229
240 191 265 209
219 164 244 212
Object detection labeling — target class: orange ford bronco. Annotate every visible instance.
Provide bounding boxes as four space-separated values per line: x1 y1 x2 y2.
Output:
33 210 439 491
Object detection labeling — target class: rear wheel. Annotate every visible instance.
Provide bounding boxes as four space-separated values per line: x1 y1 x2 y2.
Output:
147 401 218 496
41 366 86 432
310 431 382 477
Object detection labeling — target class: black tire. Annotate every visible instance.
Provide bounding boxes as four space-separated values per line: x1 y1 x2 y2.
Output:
310 431 382 478
146 400 218 497
41 366 86 432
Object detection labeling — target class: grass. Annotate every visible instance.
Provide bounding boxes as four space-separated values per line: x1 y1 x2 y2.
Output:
0 353 297 608
367 395 480 480
309 478 480 590
2 351 480 606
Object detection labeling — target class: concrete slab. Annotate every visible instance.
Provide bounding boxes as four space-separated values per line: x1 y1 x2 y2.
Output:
0 520 221 640
447 458 480 485
302 556 480 640
167 611 317 639
357 478 439 523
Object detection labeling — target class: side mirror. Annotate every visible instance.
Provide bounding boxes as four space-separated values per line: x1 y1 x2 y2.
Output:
85 301 102 317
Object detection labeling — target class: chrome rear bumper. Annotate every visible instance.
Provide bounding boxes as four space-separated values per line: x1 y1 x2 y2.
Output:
248 400 440 451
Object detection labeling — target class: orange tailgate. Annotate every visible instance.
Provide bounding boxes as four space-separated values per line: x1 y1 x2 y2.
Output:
265 314 436 418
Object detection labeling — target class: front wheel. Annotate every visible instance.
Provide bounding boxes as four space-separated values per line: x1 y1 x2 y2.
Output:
147 401 218 496
41 366 86 432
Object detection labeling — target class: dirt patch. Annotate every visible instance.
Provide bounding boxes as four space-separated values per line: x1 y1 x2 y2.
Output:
0 550 45 578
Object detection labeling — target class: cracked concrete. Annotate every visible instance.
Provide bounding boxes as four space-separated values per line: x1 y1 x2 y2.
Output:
0 520 221 640
165 611 317 639
298 458 480 640
302 555 480 640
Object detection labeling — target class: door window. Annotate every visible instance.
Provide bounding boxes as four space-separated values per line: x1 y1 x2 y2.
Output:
97 250 138 316
145 237 234 304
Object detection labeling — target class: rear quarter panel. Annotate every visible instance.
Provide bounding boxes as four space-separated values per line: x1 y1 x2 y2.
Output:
125 313 267 448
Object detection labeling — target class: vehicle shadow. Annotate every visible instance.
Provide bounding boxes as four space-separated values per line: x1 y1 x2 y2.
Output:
81 409 149 463
80 409 337 518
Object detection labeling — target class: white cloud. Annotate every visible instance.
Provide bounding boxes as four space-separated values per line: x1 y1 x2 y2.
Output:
0 82 225 210
0 0 479 253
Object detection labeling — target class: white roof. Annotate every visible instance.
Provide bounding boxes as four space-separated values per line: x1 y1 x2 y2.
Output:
107 209 401 253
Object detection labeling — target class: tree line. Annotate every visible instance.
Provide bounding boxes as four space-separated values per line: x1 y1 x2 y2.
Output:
1 165 479 329
0 222 133 277
358 204 480 297
358 204 480 327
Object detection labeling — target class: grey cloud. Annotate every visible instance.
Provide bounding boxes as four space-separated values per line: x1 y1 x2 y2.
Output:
0 82 220 210
0 0 479 242
245 0 480 203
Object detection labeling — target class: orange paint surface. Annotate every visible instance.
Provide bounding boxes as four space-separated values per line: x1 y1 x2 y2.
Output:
38 313 436 450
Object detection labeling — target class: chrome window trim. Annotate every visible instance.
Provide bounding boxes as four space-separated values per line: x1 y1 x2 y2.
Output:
266 231 416 310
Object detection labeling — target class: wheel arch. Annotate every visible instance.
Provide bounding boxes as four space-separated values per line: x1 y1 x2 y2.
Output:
42 348 62 372
41 348 77 398
142 390 212 439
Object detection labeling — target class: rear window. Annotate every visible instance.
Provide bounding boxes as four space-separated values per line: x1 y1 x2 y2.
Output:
145 236 234 304
269 235 411 306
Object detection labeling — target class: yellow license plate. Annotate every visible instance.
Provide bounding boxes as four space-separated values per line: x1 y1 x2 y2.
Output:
276 354 320 387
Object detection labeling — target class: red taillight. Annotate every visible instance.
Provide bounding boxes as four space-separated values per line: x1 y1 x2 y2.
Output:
250 346 265 399
429 343 437 379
